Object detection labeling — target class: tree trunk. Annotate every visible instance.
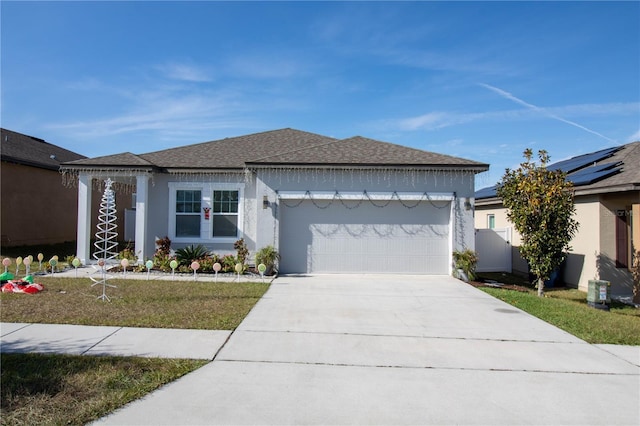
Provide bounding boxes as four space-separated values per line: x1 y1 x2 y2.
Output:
537 277 545 297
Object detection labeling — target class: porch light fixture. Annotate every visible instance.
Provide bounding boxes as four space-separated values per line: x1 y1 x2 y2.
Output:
263 195 269 209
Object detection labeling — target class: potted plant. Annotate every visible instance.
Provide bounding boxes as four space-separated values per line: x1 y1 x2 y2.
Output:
452 249 478 282
255 245 280 276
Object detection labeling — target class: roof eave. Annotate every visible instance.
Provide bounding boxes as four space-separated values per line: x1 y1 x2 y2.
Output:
574 183 640 197
246 162 489 171
2 156 61 171
60 164 157 172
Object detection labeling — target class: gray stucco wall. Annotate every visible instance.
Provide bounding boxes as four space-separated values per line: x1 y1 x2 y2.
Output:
140 168 478 266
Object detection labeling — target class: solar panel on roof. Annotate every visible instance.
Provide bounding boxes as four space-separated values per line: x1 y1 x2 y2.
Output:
474 186 497 199
548 146 620 174
569 167 621 186
567 161 620 179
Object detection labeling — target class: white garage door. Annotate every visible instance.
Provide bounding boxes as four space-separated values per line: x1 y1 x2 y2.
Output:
279 195 451 274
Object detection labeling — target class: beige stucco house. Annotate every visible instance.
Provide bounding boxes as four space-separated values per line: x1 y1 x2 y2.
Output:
475 142 640 296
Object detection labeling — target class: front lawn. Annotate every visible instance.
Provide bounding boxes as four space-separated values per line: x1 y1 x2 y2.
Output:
476 273 640 345
1 353 206 426
1 276 269 329
0 275 269 425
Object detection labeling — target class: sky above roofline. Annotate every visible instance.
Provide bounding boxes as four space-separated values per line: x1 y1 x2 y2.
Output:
1 1 638 189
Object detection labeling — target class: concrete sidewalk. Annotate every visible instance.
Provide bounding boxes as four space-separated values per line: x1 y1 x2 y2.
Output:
1 322 230 359
91 275 639 425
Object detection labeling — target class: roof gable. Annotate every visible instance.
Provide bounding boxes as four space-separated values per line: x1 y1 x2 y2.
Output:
1 128 86 170
140 128 336 169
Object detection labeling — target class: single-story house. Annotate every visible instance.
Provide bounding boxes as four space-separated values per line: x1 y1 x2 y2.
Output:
61 128 489 274
1 128 88 246
475 142 640 296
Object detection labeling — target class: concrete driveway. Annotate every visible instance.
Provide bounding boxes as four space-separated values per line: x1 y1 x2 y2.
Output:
96 275 639 425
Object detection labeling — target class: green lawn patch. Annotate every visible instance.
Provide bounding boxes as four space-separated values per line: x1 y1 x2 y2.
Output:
480 287 640 345
0 275 269 424
0 353 206 426
1 276 269 329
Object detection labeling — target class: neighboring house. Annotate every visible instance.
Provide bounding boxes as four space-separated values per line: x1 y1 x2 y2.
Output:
61 128 489 274
1 128 86 246
475 142 640 296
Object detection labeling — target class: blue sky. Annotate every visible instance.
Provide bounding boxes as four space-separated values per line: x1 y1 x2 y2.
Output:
2 1 639 189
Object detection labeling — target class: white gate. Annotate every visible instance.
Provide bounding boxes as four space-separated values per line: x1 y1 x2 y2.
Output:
475 228 512 273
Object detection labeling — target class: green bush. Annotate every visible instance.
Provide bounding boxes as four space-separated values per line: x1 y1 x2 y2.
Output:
453 249 478 281
175 245 210 266
255 245 280 275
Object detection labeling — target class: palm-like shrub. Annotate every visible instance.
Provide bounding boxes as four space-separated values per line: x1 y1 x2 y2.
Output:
175 244 210 266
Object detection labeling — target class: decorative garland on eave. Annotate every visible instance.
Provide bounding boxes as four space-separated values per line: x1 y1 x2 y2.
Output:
60 168 154 194
166 169 249 183
278 190 452 210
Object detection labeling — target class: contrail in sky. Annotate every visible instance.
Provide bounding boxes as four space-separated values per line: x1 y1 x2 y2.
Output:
479 83 616 143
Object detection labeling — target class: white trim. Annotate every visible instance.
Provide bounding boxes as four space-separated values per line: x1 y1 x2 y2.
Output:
448 198 455 276
277 190 454 201
76 173 92 264
135 175 150 263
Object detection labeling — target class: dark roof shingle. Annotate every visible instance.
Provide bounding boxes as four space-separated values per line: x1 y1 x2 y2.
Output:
1 128 85 170
248 136 486 167
62 128 489 171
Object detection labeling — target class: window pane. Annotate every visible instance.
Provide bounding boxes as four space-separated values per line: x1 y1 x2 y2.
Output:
213 190 238 213
176 190 201 213
213 215 237 238
176 215 200 237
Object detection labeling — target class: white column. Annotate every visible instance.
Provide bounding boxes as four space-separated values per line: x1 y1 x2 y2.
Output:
135 174 150 264
76 173 92 264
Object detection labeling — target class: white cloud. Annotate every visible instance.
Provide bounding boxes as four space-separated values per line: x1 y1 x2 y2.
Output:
156 62 212 82
479 83 617 143
628 129 640 142
227 52 308 79
397 112 453 131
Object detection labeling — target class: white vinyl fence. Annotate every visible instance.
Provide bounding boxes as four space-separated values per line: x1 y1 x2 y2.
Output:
475 228 512 273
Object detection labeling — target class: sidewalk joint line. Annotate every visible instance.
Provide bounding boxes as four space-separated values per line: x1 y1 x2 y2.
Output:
238 328 584 345
216 358 639 376
81 327 124 355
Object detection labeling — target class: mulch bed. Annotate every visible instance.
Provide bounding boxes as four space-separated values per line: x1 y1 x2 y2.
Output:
467 280 531 292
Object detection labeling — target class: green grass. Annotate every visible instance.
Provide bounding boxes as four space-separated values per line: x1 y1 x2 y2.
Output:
0 353 207 426
479 287 640 345
1 276 269 329
0 275 269 425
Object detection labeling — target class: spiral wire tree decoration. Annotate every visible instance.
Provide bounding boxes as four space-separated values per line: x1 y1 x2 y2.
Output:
90 178 118 301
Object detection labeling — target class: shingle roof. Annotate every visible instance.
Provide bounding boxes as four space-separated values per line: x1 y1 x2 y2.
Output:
141 128 337 169
248 136 486 167
62 128 489 171
1 128 86 170
574 142 640 193
65 152 155 168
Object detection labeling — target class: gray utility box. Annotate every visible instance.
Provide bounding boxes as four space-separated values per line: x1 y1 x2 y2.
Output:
587 280 610 310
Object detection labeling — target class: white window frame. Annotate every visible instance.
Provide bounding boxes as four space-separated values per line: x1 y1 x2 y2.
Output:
487 214 495 229
168 182 244 243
